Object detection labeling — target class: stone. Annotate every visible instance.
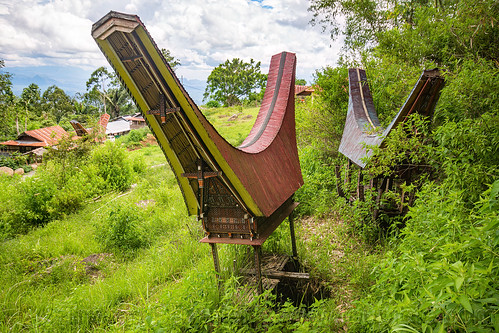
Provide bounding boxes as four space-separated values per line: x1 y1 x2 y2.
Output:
0 167 14 176
0 166 14 176
14 168 24 175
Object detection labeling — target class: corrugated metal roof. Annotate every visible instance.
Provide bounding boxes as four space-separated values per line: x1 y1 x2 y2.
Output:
128 116 145 122
0 140 47 147
295 85 314 96
24 126 68 145
0 125 68 147
106 119 130 135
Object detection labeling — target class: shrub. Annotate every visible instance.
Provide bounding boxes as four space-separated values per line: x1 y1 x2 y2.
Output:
119 127 150 149
21 173 58 227
131 154 147 174
96 204 149 253
0 174 25 238
350 181 499 332
433 112 499 205
91 141 133 192
205 100 220 108
0 151 30 171
294 147 339 216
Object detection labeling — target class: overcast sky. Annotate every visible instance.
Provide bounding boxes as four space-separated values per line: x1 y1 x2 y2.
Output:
0 0 342 97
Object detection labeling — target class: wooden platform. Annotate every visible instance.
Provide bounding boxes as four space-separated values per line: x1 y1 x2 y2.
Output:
238 253 309 300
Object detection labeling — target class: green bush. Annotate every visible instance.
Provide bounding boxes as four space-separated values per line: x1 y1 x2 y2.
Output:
91 141 133 192
205 100 220 108
0 174 25 238
294 147 339 216
0 151 30 171
351 181 499 332
433 112 499 205
119 127 150 148
96 204 149 253
131 154 147 174
21 173 58 227
297 66 348 156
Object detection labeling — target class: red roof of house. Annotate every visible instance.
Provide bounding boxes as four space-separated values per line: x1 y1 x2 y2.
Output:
295 85 314 96
0 125 68 147
128 116 145 122
98 113 110 129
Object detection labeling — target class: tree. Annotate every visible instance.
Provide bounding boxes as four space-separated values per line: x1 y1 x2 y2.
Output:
0 60 17 139
309 0 499 65
296 78 308 85
203 58 267 106
161 48 181 71
85 67 137 118
20 83 41 132
85 67 114 115
42 85 73 125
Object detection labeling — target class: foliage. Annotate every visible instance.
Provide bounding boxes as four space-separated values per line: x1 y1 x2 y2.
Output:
85 67 137 118
205 100 220 108
148 275 344 332
310 0 499 64
0 136 143 240
294 147 338 216
296 66 348 156
351 182 499 332
309 0 390 53
91 141 133 192
118 126 150 149
296 78 307 86
433 112 499 205
0 60 17 140
0 151 31 172
42 85 74 124
161 48 181 71
435 59 499 125
203 58 267 106
95 204 149 253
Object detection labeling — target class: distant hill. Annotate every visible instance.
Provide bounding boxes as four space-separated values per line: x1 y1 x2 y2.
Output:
3 66 206 105
6 66 92 97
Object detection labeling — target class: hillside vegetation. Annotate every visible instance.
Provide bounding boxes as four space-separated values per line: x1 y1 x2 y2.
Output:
1 0 498 330
0 107 368 332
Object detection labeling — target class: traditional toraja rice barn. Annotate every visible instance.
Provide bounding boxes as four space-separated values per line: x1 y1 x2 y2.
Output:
92 11 303 293
70 113 110 138
338 68 444 215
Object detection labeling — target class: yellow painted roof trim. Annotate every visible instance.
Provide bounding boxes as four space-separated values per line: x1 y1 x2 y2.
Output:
134 27 263 216
97 38 199 215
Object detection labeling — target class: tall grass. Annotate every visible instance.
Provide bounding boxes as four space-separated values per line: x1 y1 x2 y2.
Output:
0 106 379 331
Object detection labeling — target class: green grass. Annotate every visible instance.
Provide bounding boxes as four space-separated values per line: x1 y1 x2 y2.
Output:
0 105 377 331
201 105 259 146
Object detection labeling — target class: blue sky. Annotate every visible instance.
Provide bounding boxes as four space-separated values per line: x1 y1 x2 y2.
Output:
0 0 342 103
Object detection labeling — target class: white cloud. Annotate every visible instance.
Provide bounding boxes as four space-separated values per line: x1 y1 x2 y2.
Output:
0 0 342 84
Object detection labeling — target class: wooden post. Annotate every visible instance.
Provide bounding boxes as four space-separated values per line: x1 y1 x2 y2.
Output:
335 165 345 197
210 243 222 290
289 211 298 259
357 169 364 202
344 159 351 190
253 245 263 295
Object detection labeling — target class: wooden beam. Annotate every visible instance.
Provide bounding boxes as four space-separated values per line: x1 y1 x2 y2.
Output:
241 268 310 281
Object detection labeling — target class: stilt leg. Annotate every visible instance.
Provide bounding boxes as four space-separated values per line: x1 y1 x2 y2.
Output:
289 211 298 259
253 245 263 295
357 170 364 202
210 243 222 290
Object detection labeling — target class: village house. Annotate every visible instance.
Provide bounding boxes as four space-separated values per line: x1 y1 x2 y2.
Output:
0 126 68 157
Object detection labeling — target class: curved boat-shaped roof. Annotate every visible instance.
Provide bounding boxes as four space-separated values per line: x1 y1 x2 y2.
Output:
92 11 303 217
339 68 444 168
